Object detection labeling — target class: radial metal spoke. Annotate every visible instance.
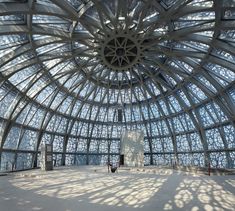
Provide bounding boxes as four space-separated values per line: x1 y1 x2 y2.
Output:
50 0 79 20
0 0 235 169
116 0 128 19
92 0 116 27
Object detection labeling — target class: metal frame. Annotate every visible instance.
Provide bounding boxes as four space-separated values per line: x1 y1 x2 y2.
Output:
0 0 235 170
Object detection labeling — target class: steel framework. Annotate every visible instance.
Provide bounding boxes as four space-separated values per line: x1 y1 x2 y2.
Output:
0 0 234 170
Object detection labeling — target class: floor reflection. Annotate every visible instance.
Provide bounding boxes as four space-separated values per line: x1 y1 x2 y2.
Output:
10 166 168 208
163 177 235 210
7 166 235 210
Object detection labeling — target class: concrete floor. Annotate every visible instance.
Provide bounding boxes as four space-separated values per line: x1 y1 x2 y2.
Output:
0 166 234 211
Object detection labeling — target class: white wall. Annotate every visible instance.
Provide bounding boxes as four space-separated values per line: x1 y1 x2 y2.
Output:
120 130 144 167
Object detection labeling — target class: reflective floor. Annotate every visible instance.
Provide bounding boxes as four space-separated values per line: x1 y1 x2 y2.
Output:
0 166 234 211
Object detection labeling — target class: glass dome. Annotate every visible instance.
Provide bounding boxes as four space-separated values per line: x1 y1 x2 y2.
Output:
0 0 234 171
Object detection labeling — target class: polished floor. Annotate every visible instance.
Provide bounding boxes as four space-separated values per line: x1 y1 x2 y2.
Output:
0 166 234 211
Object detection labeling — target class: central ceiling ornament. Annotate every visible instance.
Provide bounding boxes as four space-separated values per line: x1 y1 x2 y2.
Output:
99 32 142 71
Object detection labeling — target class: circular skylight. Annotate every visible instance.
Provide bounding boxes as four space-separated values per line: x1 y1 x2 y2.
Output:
101 35 140 71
